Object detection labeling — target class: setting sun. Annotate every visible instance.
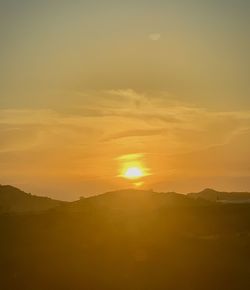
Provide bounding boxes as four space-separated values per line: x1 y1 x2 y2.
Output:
123 167 144 180
117 153 151 182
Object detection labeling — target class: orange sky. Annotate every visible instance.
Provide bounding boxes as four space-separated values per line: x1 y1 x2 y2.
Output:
1 91 250 200
0 1 250 200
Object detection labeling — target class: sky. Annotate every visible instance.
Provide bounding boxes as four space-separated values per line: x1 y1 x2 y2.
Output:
0 0 250 200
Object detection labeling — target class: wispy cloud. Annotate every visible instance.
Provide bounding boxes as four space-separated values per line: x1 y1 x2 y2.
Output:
103 128 166 142
148 33 161 41
1 90 250 154
1 90 250 194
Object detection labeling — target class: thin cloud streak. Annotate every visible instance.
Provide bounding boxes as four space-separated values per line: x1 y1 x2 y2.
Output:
1 90 250 196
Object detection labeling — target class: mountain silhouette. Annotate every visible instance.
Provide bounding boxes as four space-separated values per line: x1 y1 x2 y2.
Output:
1 185 250 290
58 189 209 215
2 185 250 214
3 185 250 214
188 188 250 202
0 185 66 213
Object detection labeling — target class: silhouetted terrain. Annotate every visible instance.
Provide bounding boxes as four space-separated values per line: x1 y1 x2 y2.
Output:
0 185 66 213
189 188 250 202
1 186 250 290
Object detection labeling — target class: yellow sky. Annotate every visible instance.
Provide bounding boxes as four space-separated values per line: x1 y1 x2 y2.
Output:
1 90 250 199
0 1 250 199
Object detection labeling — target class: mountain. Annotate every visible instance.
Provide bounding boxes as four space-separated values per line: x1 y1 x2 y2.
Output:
0 185 66 213
2 185 249 214
0 186 208 214
57 189 209 216
1 188 250 290
1 186 250 290
188 188 250 203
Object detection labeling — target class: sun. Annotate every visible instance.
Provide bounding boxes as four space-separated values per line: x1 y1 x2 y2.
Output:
123 167 145 180
117 153 151 183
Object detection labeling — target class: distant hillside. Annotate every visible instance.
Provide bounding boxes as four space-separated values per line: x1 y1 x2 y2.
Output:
61 189 208 214
188 188 250 203
1 187 250 290
0 185 66 213
2 185 250 214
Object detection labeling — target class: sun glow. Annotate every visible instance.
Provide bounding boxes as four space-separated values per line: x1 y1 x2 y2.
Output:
117 153 151 186
123 167 145 180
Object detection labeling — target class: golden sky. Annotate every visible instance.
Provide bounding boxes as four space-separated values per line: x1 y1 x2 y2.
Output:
0 1 250 199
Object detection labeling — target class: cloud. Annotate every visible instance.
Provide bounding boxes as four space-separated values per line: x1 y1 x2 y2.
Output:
1 90 250 195
116 153 145 161
106 89 149 109
166 129 250 177
103 129 166 142
1 91 250 155
149 33 161 41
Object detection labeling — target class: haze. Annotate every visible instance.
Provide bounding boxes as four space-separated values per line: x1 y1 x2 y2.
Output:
1 0 250 200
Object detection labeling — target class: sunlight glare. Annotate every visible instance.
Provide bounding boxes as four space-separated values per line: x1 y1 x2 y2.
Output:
123 167 144 180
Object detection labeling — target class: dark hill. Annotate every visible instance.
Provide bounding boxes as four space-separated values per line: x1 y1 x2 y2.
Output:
1 187 250 290
61 189 208 214
0 185 66 213
188 188 250 202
